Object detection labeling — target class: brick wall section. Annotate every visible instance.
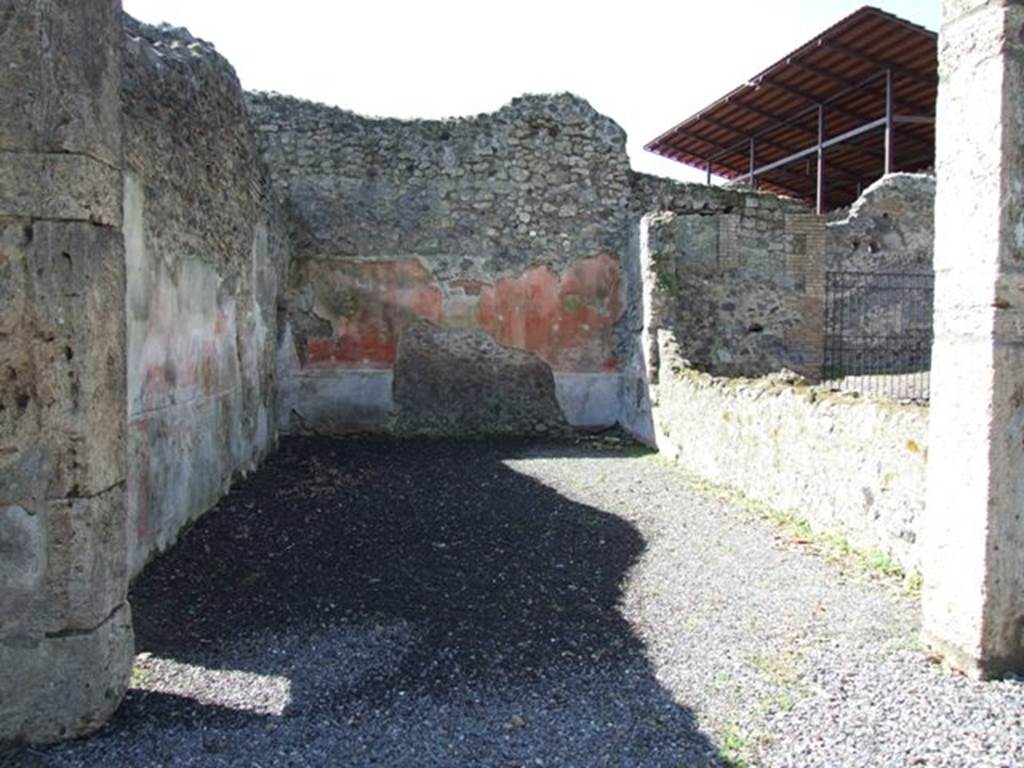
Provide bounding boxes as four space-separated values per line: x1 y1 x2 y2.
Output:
638 190 827 380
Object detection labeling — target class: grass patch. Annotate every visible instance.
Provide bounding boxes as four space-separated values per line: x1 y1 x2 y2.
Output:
719 723 754 768
644 454 923 596
129 663 150 689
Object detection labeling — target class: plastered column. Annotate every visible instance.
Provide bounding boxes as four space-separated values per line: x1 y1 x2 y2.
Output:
0 0 134 741
922 0 1024 678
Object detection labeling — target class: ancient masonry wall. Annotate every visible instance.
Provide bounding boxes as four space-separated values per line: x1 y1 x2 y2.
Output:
634 178 826 380
827 173 935 273
0 0 134 742
248 92 637 435
627 196 929 569
649 334 928 571
825 174 935 371
121 20 291 575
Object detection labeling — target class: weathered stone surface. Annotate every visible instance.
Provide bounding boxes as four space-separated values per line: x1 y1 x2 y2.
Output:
824 174 935 372
638 202 825 381
248 92 632 268
0 505 45 593
0 603 133 743
922 0 1024 678
1 488 127 642
827 173 935 273
0 0 133 745
651 332 928 571
0 220 127 503
0 0 122 164
392 322 568 437
0 152 121 225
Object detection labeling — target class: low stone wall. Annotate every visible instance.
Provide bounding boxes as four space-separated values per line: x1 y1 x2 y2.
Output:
121 19 290 576
650 331 928 571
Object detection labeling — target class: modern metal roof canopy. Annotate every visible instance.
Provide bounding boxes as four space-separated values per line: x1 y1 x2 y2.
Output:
645 6 936 212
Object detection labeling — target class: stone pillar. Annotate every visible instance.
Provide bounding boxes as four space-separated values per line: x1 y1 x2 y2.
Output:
922 0 1024 678
0 0 134 741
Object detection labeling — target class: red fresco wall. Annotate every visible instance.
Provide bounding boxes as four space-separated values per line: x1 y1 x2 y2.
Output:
297 253 623 373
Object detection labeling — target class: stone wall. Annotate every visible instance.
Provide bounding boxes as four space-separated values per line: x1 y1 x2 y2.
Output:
650 332 928 571
634 185 826 381
824 174 935 379
1 0 134 743
827 173 935 273
121 19 290 575
248 92 636 435
922 0 1024 678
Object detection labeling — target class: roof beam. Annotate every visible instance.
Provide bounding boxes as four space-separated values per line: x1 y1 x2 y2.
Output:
783 57 932 116
664 125 864 184
752 77 933 155
753 115 888 177
706 98 883 175
819 40 937 90
712 154 859 196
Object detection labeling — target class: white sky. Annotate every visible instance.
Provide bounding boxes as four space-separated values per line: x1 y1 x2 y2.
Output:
121 0 940 183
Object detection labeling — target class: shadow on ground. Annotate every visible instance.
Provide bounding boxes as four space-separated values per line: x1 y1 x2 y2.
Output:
25 436 728 767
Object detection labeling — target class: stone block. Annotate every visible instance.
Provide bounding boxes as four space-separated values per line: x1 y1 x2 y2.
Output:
0 152 121 225
923 0 1024 678
1 488 127 639
0 0 122 164
0 603 133 744
21 220 126 500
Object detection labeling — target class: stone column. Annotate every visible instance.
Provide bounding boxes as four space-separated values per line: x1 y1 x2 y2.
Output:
0 0 134 741
922 0 1024 678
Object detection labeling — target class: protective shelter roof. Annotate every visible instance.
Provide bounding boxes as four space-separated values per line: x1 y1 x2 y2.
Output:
644 6 936 211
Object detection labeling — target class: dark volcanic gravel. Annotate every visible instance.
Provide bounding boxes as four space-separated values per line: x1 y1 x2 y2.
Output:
13 436 1024 767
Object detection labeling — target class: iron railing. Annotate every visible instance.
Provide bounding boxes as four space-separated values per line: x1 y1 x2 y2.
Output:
824 270 934 402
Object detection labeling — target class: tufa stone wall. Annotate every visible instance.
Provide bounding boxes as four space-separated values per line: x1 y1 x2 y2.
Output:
247 92 636 434
1 0 134 743
121 18 291 575
391 322 569 437
827 173 935 273
922 0 1024 678
650 332 928 571
636 189 826 381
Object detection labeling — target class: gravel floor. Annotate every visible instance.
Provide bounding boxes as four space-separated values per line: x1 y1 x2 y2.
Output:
12 436 1024 767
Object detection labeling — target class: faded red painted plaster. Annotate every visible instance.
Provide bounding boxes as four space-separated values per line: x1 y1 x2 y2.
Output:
478 254 622 372
302 259 443 368
295 254 622 372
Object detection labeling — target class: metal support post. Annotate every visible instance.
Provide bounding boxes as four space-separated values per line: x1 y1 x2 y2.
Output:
748 138 756 189
816 104 825 214
884 68 894 174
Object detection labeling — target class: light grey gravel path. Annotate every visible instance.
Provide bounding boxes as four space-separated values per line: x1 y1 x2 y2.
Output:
14 437 1024 768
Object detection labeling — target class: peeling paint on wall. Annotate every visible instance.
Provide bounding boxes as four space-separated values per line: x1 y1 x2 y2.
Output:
478 254 623 372
296 258 443 369
125 175 279 574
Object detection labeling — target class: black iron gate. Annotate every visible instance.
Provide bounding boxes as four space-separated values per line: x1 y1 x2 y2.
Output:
824 270 934 401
